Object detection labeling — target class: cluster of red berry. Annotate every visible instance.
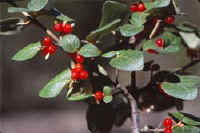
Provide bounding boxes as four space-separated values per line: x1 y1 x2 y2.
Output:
130 2 146 12
94 91 104 102
41 36 56 56
53 22 72 34
70 53 89 81
163 118 173 133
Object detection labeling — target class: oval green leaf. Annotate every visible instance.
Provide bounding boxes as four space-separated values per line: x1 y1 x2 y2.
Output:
12 41 41 61
39 69 71 98
61 34 80 53
67 92 93 101
110 50 144 71
103 96 113 103
79 43 101 57
27 0 48 11
103 86 112 95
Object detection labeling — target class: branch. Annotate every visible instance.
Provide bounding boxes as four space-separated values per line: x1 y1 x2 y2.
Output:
118 84 140 133
7 1 61 45
140 128 164 132
149 19 162 40
173 59 200 74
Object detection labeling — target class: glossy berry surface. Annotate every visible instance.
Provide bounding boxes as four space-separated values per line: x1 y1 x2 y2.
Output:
95 91 104 102
130 4 138 12
80 70 88 80
147 49 158 54
74 63 83 72
163 118 173 128
42 36 52 46
42 45 56 56
71 71 80 80
165 16 175 24
137 3 146 12
164 128 172 133
53 23 63 32
63 24 72 34
75 54 84 63
156 38 164 48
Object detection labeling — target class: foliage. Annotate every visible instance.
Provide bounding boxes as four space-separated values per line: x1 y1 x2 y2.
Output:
3 0 200 133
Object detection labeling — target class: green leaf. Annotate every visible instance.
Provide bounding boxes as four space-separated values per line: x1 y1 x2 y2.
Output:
161 75 200 100
103 86 112 95
99 1 127 28
171 112 200 126
97 65 108 76
109 50 144 71
27 0 48 11
8 7 32 13
119 24 144 37
179 32 200 49
66 87 73 97
144 0 171 10
56 15 74 22
79 44 101 57
130 12 149 27
143 32 183 54
103 96 113 103
12 41 41 61
86 19 121 42
67 91 93 101
102 51 117 58
173 126 200 133
39 69 71 98
61 34 80 53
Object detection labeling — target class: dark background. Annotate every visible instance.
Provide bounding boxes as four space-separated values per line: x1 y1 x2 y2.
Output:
1 0 200 133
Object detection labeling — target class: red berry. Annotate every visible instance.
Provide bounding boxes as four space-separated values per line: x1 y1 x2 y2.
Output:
75 53 84 63
164 128 172 133
137 2 146 12
80 70 88 80
47 44 56 54
156 38 164 48
71 71 80 80
164 118 173 128
74 63 83 72
42 36 52 46
95 91 104 102
63 23 72 34
68 53 76 58
42 44 56 56
165 16 175 24
130 4 138 12
53 23 63 32
147 49 159 54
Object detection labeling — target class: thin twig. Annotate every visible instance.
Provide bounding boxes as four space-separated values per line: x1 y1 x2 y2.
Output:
149 19 162 40
141 128 164 132
7 1 61 45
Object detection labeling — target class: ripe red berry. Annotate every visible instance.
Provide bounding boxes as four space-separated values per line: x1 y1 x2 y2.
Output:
68 53 76 58
63 23 72 34
137 2 146 12
95 91 104 102
74 63 83 72
75 54 84 63
53 23 63 32
130 4 138 12
165 16 175 24
156 38 164 48
164 128 172 133
163 118 173 128
80 70 88 80
42 36 52 46
147 49 159 54
71 71 80 80
42 44 56 56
